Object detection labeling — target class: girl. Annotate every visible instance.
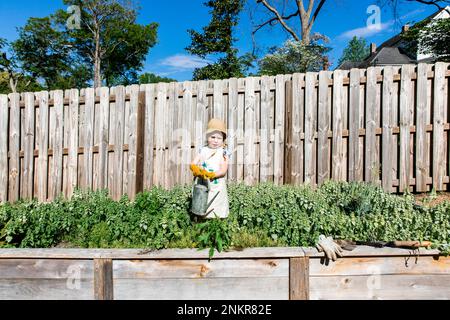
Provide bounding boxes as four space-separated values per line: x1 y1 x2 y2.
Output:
190 119 230 219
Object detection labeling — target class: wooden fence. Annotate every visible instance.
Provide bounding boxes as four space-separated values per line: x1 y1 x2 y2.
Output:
0 63 449 202
0 246 448 300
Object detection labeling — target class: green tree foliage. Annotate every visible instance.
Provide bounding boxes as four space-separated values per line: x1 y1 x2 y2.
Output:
338 36 370 66
12 0 158 90
186 0 254 80
0 38 43 93
258 37 331 76
402 18 450 62
139 72 177 84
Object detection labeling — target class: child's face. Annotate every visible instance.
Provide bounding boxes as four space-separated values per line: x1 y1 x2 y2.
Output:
207 132 224 149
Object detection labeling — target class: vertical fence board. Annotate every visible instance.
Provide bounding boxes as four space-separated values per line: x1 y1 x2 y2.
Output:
432 62 446 191
113 86 125 199
83 88 95 191
127 85 140 199
318 71 331 185
332 71 345 181
365 67 377 184
260 76 270 183
50 91 64 200
382 67 394 192
182 82 193 186
227 78 238 182
0 95 8 202
415 64 428 192
237 78 245 181
143 84 155 190
213 80 224 120
291 74 304 185
399 65 414 192
23 93 35 199
349 69 361 182
67 89 79 198
304 73 316 186
154 83 166 187
274 75 286 185
8 94 20 202
244 77 257 185
37 92 49 202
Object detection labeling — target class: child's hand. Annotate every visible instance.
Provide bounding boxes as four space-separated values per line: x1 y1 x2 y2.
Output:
190 164 202 177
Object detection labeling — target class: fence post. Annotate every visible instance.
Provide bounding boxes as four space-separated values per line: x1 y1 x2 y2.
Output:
94 258 114 300
289 256 309 300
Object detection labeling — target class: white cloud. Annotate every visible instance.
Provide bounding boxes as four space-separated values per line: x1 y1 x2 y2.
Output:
338 21 394 39
159 54 212 70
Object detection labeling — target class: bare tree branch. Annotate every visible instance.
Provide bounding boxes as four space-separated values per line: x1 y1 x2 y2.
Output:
257 0 301 41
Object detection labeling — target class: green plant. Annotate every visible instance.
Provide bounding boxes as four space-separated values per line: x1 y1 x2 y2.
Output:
195 218 231 259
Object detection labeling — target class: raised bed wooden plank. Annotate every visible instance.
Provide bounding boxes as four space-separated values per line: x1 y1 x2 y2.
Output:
0 259 94 300
0 247 305 259
114 277 289 300
303 246 441 257
310 274 450 300
113 259 288 279
309 256 450 276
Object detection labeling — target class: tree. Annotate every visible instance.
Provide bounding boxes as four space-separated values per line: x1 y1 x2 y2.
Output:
402 18 450 62
12 17 81 90
0 38 43 93
253 0 327 45
54 0 158 88
258 37 331 75
139 72 176 84
338 36 370 66
186 0 255 80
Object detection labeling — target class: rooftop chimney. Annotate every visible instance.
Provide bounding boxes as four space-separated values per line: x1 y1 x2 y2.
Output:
402 24 410 33
370 43 377 54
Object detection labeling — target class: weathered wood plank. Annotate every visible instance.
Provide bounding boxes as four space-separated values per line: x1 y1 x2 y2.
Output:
50 91 64 200
259 76 271 182
348 69 361 182
227 78 238 182
317 71 331 185
67 89 79 198
236 78 245 181
154 83 166 187
0 95 8 202
365 67 378 183
83 88 95 191
94 258 113 300
304 73 316 186
244 77 257 185
415 64 428 192
143 84 156 190
182 81 193 186
8 93 20 202
432 62 446 190
382 67 394 192
290 257 309 300
114 277 289 300
310 274 450 300
127 85 140 199
112 86 125 199
291 73 304 185
303 246 441 257
274 75 285 185
309 256 450 276
213 79 224 120
97 87 109 190
0 247 305 259
113 259 288 278
0 259 94 300
332 71 345 181
23 93 35 199
399 65 414 192
37 92 49 202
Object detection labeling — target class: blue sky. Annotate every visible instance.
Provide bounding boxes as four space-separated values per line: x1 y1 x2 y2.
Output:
0 0 438 81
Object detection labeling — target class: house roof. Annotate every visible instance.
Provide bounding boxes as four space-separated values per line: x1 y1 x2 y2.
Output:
336 6 449 70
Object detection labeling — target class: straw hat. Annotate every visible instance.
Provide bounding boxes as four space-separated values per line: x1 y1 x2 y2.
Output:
206 118 227 139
